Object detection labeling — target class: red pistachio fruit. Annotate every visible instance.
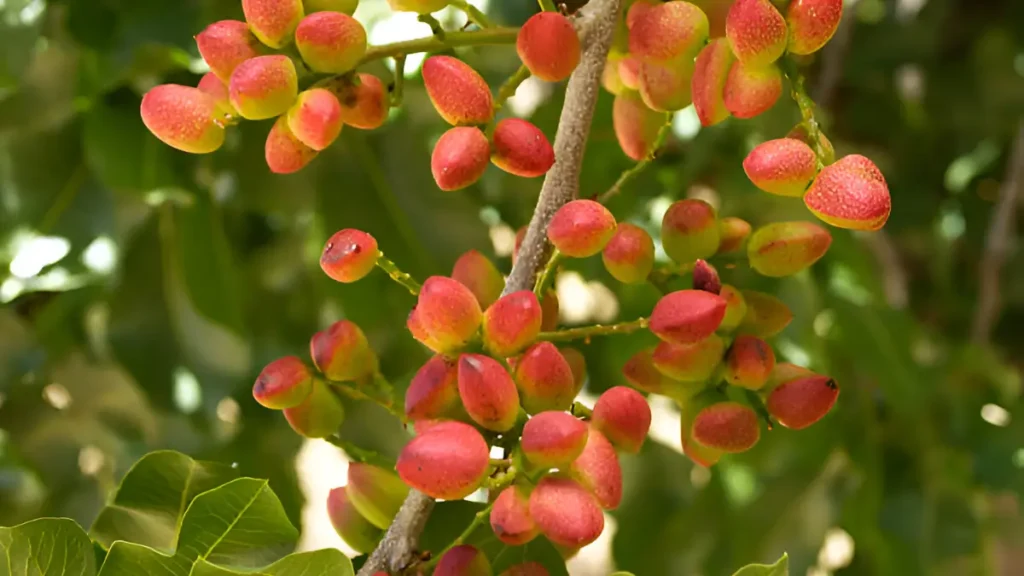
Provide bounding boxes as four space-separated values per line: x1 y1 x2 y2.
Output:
690 401 760 453
451 250 504 309
283 379 345 438
661 198 720 265
724 335 775 390
724 60 782 119
737 290 793 338
265 114 318 174
242 0 304 48
602 223 656 284
725 0 787 66
414 276 484 353
747 221 832 278
521 411 590 469
320 228 379 283
786 0 844 55
717 217 752 254
765 374 840 429
718 284 748 332
613 91 664 161
638 59 695 112
691 38 735 127
396 421 490 500
253 355 313 409
435 545 491 576
196 20 263 82
517 12 581 82
629 0 710 63
346 463 410 530
743 138 819 197
569 428 623 510
691 259 722 295
490 486 539 546
649 289 727 344
591 386 652 453
326 487 382 554
295 11 367 74
229 55 299 120
422 55 493 126
286 88 343 151
483 290 542 358
547 199 617 258
309 319 377 382
528 476 605 549
652 335 726 382
431 126 490 191
405 355 462 422
491 118 555 178
141 85 226 154
514 342 576 414
332 73 389 130
804 154 892 231
458 353 521 432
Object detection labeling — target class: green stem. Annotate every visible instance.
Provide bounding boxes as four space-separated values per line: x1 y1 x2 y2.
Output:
537 317 649 343
570 401 593 420
424 501 496 569
743 389 775 431
780 56 827 165
418 13 447 39
359 27 519 66
598 113 673 203
493 64 532 112
391 55 407 107
533 249 563 297
538 0 558 11
375 252 422 296
451 0 495 28
325 435 397 469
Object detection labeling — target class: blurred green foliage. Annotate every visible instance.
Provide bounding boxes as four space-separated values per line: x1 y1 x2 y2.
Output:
1 0 1023 574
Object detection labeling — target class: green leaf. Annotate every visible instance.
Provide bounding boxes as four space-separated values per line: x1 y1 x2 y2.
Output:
0 517 97 576
732 553 789 576
190 550 354 576
90 450 238 551
97 478 299 575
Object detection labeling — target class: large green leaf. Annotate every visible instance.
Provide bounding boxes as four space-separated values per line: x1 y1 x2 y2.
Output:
190 550 354 576
96 478 298 575
90 450 238 551
0 518 97 576
732 553 789 576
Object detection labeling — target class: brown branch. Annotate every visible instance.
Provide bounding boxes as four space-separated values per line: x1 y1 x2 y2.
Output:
353 1 622 574
972 121 1024 344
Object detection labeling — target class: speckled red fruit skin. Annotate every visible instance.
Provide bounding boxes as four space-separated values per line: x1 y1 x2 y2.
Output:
724 61 782 119
517 12 580 82
253 355 313 409
622 348 673 394
197 73 234 117
295 11 366 73
242 0 303 48
602 222 655 284
491 118 555 178
652 335 725 382
229 55 298 120
691 38 735 127
333 73 389 130
422 56 493 126
692 259 722 294
649 289 727 344
547 199 617 258
613 92 664 161
528 476 605 548
283 380 345 438
639 59 695 112
661 198 721 264
569 428 622 510
396 421 490 500
804 154 891 231
196 20 263 81
521 411 589 468
592 386 651 453
766 374 839 429
718 218 752 254
738 290 793 337
457 354 520 432
626 0 658 29
490 486 539 546
514 342 576 414
787 0 844 55
405 355 461 422
451 250 504 309
691 401 760 452
482 290 542 357
320 228 379 283
326 487 381 554
618 55 642 90
435 544 491 576
743 138 819 196
287 88 343 151
310 319 377 382
560 347 586 395
747 221 832 277
141 85 225 154
725 0 787 66
431 126 490 191
415 276 484 353
629 1 710 63
265 115 318 174
725 335 775 390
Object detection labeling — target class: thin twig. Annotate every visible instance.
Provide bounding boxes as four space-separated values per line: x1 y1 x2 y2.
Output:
353 2 622 574
537 317 649 343
972 121 1024 344
359 27 518 65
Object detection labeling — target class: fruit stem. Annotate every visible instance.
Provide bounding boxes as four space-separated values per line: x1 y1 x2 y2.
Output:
780 56 827 166
375 252 422 296
422 501 497 570
570 401 593 420
359 27 519 66
599 112 673 203
538 0 558 11
325 435 397 469
451 0 496 28
390 55 407 107
532 249 563 297
418 13 447 40
743 389 775 431
538 317 649 343
493 64 532 112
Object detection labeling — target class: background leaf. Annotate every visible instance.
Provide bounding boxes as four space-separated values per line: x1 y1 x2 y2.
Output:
0 518 97 576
